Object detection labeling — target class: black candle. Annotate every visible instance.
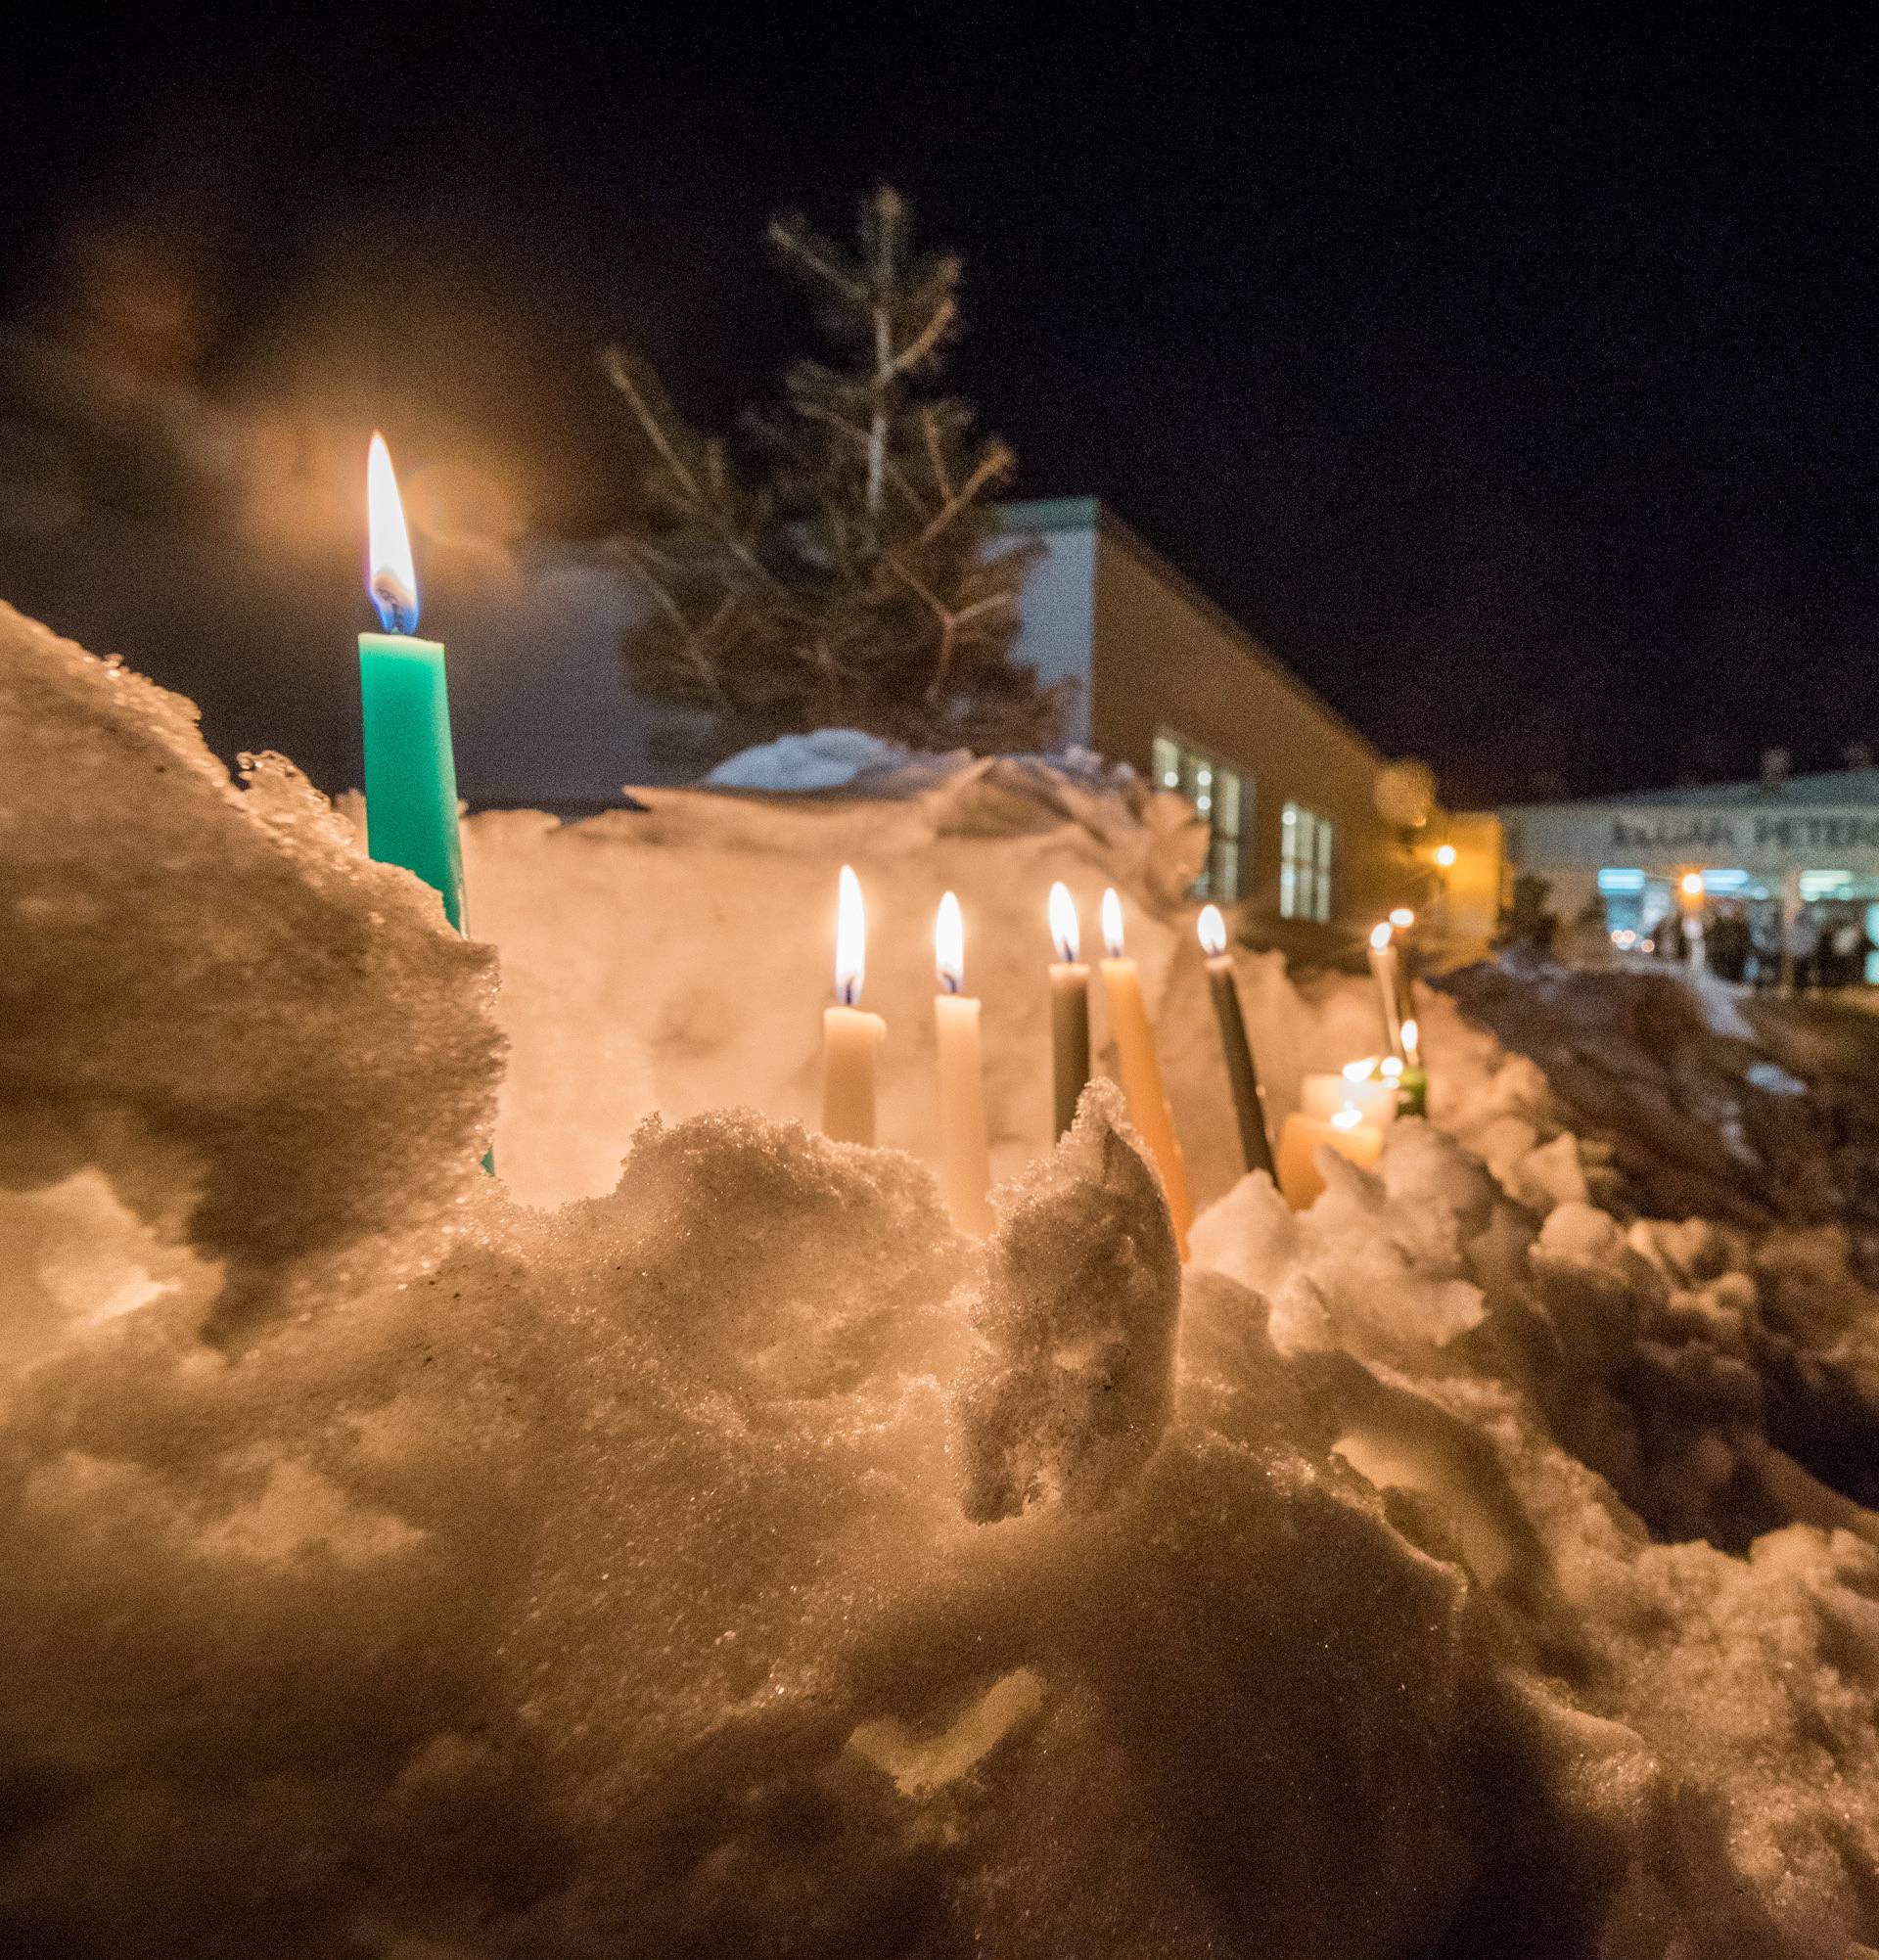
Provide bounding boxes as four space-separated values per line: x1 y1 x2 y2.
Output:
1197 906 1276 1180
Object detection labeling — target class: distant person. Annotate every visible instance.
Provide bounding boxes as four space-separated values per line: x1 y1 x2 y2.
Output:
1787 907 1819 991
1561 896 1612 969
1709 905 1751 983
1829 911 1869 988
1749 909 1782 988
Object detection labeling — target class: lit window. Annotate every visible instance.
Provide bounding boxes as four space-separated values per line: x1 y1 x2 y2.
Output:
1152 730 1250 902
1280 801 1336 922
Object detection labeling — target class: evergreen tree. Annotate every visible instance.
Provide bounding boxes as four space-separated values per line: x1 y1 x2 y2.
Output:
604 188 1060 753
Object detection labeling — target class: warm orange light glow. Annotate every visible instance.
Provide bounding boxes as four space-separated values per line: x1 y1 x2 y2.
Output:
1680 871 1706 898
1048 881 1080 963
835 865 866 1004
1400 1016 1420 1053
936 890 965 993
1343 1057 1379 1081
365 432 419 632
1381 1056 1404 1080
1197 903 1227 957
1369 922 1394 952
1390 906 1416 929
1331 1105 1364 1132
1435 843 1457 869
1101 888 1125 959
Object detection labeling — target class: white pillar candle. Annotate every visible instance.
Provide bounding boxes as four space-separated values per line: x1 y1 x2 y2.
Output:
1047 881 1091 1139
933 891 993 1234
1097 887 1193 1257
823 865 885 1145
1275 1105 1385 1211
1301 1063 1398 1127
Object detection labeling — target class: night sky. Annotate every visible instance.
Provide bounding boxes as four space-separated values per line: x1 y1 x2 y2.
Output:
5 11 1879 804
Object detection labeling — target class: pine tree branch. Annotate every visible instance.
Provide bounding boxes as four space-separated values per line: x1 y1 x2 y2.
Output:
603 347 709 511
791 401 930 518
866 303 892 524
765 217 866 305
613 542 737 709
913 442 1011 547
605 346 802 613
921 406 953 503
888 296 957 377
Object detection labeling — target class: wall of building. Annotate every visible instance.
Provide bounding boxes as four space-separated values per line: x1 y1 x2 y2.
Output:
1081 516 1399 933
1439 812 1507 952
1003 505 1097 749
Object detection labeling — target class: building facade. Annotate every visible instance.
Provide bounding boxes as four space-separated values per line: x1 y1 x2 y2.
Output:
1499 770 1879 979
1004 498 1477 945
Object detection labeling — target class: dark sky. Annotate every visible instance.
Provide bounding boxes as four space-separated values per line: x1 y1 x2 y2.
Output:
5 9 1879 803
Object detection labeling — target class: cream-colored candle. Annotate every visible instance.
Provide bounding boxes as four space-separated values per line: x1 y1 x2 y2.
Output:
1097 887 1193 1256
823 865 885 1145
1300 1060 1398 1127
933 891 993 1234
1367 922 1405 1058
1275 1104 1385 1210
1047 881 1091 1139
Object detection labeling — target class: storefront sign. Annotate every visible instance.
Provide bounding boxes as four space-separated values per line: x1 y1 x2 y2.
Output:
1507 801 1879 874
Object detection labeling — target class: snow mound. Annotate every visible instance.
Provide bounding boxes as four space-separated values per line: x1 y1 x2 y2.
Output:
951 1079 1180 1521
0 601 501 1334
703 727 914 791
11 605 1879 1955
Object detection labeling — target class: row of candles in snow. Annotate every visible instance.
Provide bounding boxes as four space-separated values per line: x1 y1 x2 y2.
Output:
820 870 1431 1248
354 433 1430 1225
823 874 1202 1254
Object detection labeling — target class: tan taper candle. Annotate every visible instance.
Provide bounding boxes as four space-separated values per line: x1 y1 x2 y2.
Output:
1047 881 1091 1139
1098 888 1193 1256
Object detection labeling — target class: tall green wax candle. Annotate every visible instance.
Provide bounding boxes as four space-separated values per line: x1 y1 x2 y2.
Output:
357 631 465 931
361 432 466 931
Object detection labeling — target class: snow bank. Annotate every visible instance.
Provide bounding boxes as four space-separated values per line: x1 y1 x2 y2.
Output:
9 601 1879 1956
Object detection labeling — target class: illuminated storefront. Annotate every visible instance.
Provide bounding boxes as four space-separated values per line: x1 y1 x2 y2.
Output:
1501 776 1879 980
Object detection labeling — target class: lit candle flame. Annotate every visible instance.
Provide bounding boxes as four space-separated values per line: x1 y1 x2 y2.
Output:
1369 922 1394 951
365 433 420 633
1680 870 1706 898
1332 1105 1363 1132
835 865 866 1006
1101 888 1125 959
1342 1057 1378 1081
1380 1057 1404 1080
936 890 965 994
1400 1016 1420 1053
1435 843 1457 868
1389 906 1416 929
1197 903 1227 957
1048 881 1081 963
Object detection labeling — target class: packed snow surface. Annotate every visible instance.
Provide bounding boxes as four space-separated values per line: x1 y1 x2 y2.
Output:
8 599 1879 1956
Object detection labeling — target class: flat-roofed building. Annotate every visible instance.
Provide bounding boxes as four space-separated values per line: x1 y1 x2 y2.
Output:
1004 497 1489 947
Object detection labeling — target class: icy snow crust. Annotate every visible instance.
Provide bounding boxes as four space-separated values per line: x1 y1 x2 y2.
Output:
7 603 1879 1955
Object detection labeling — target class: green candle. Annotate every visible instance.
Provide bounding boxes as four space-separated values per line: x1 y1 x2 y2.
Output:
360 433 466 932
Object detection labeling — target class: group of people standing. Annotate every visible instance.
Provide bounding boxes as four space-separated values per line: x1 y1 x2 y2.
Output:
1659 899 1872 990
